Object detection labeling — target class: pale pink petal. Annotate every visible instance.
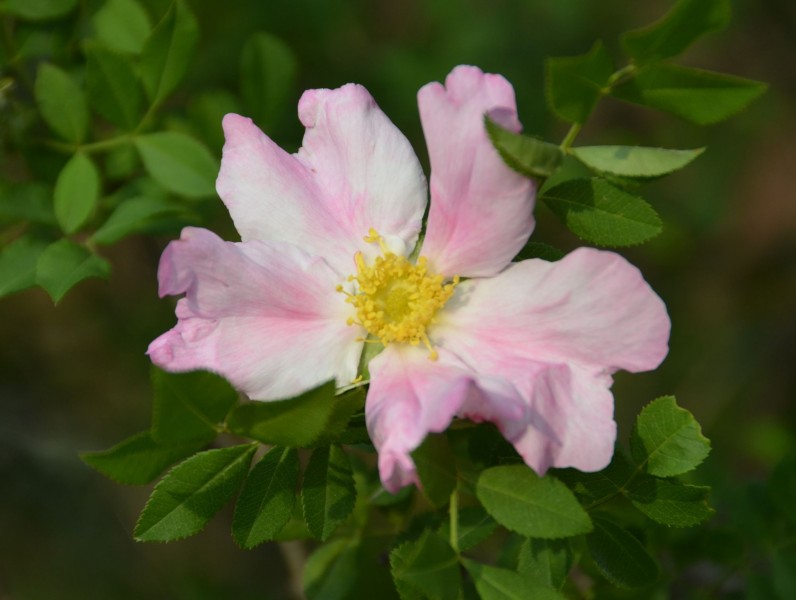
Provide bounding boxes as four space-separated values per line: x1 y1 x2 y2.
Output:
418 65 536 278
147 227 362 400
432 247 669 472
366 345 525 492
217 85 427 274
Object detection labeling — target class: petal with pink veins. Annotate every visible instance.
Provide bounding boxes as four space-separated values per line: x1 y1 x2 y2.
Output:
418 65 536 278
148 227 362 401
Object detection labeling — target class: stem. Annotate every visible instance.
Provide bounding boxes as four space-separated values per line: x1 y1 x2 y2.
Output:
449 488 459 554
41 135 132 156
559 123 582 151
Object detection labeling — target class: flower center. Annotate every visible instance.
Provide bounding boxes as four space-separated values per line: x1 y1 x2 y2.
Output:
338 229 459 360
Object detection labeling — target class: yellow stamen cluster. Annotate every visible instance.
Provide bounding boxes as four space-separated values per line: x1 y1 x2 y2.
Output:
338 229 459 360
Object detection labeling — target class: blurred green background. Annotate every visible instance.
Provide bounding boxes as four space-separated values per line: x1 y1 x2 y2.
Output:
1 0 794 597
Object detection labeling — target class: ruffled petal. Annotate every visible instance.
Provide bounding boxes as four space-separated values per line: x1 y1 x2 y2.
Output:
418 65 536 278
147 227 362 400
433 247 670 472
217 84 427 274
366 345 524 492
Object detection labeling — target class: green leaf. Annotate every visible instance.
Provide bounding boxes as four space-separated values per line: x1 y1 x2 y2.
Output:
769 455 796 525
303 538 360 600
54 152 100 234
240 32 297 130
35 239 110 303
0 181 55 226
34 63 88 142
301 445 356 541
513 242 565 263
140 0 198 105
81 430 207 485
630 396 711 477
412 433 457 509
92 0 151 55
0 0 76 20
461 560 566 600
626 477 715 527
541 177 662 246
611 64 767 126
134 443 256 542
438 506 497 552
485 117 563 179
232 447 299 548
571 146 704 178
151 368 237 444
517 538 573 590
85 42 144 130
558 451 634 504
545 41 614 124
91 195 196 245
390 531 461 600
621 0 731 65
227 381 365 448
134 132 218 197
0 236 48 299
476 465 592 539
586 515 659 589
188 89 242 151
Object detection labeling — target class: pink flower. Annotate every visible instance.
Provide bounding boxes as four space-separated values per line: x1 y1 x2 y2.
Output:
148 66 670 492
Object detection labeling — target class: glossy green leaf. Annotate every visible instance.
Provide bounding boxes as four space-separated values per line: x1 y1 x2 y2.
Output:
586 515 659 589
630 396 711 477
0 236 48 298
611 64 767 125
232 447 299 548
240 32 297 130
541 177 662 246
151 368 237 444
92 0 151 54
303 538 360 600
35 239 110 303
301 445 356 541
34 63 88 142
517 538 573 590
85 43 143 130
0 0 76 20
92 196 195 245
571 146 704 178
412 433 457 509
621 0 731 65
134 444 256 541
438 506 497 552
81 431 207 485
0 181 55 226
627 477 715 527
228 381 365 448
134 132 218 197
476 465 592 539
390 531 461 600
545 41 614 123
513 242 565 263
54 153 100 234
140 0 198 105
485 117 563 179
462 560 566 600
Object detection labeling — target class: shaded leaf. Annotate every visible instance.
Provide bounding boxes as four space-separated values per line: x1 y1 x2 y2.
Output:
586 515 659 589
541 177 662 246
412 433 457 509
303 537 361 600
485 116 562 179
627 477 715 527
134 444 256 541
302 445 356 541
462 560 566 600
134 132 218 197
611 64 767 125
0 181 55 226
438 506 497 552
391 531 461 600
545 41 614 123
513 242 565 263
476 465 592 539
54 152 100 234
92 195 196 245
81 431 207 485
240 32 297 130
571 146 704 178
85 42 144 130
92 0 151 54
34 63 88 142
557 451 634 503
0 236 48 299
517 538 573 590
232 447 299 548
35 239 110 303
770 454 796 525
1 0 77 20
630 396 711 477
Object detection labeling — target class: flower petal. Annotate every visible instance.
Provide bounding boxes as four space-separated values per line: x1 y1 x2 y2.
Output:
148 227 362 400
366 345 524 492
217 84 427 274
418 65 536 278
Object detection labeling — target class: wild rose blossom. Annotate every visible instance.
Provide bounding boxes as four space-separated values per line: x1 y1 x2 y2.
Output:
148 66 670 492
